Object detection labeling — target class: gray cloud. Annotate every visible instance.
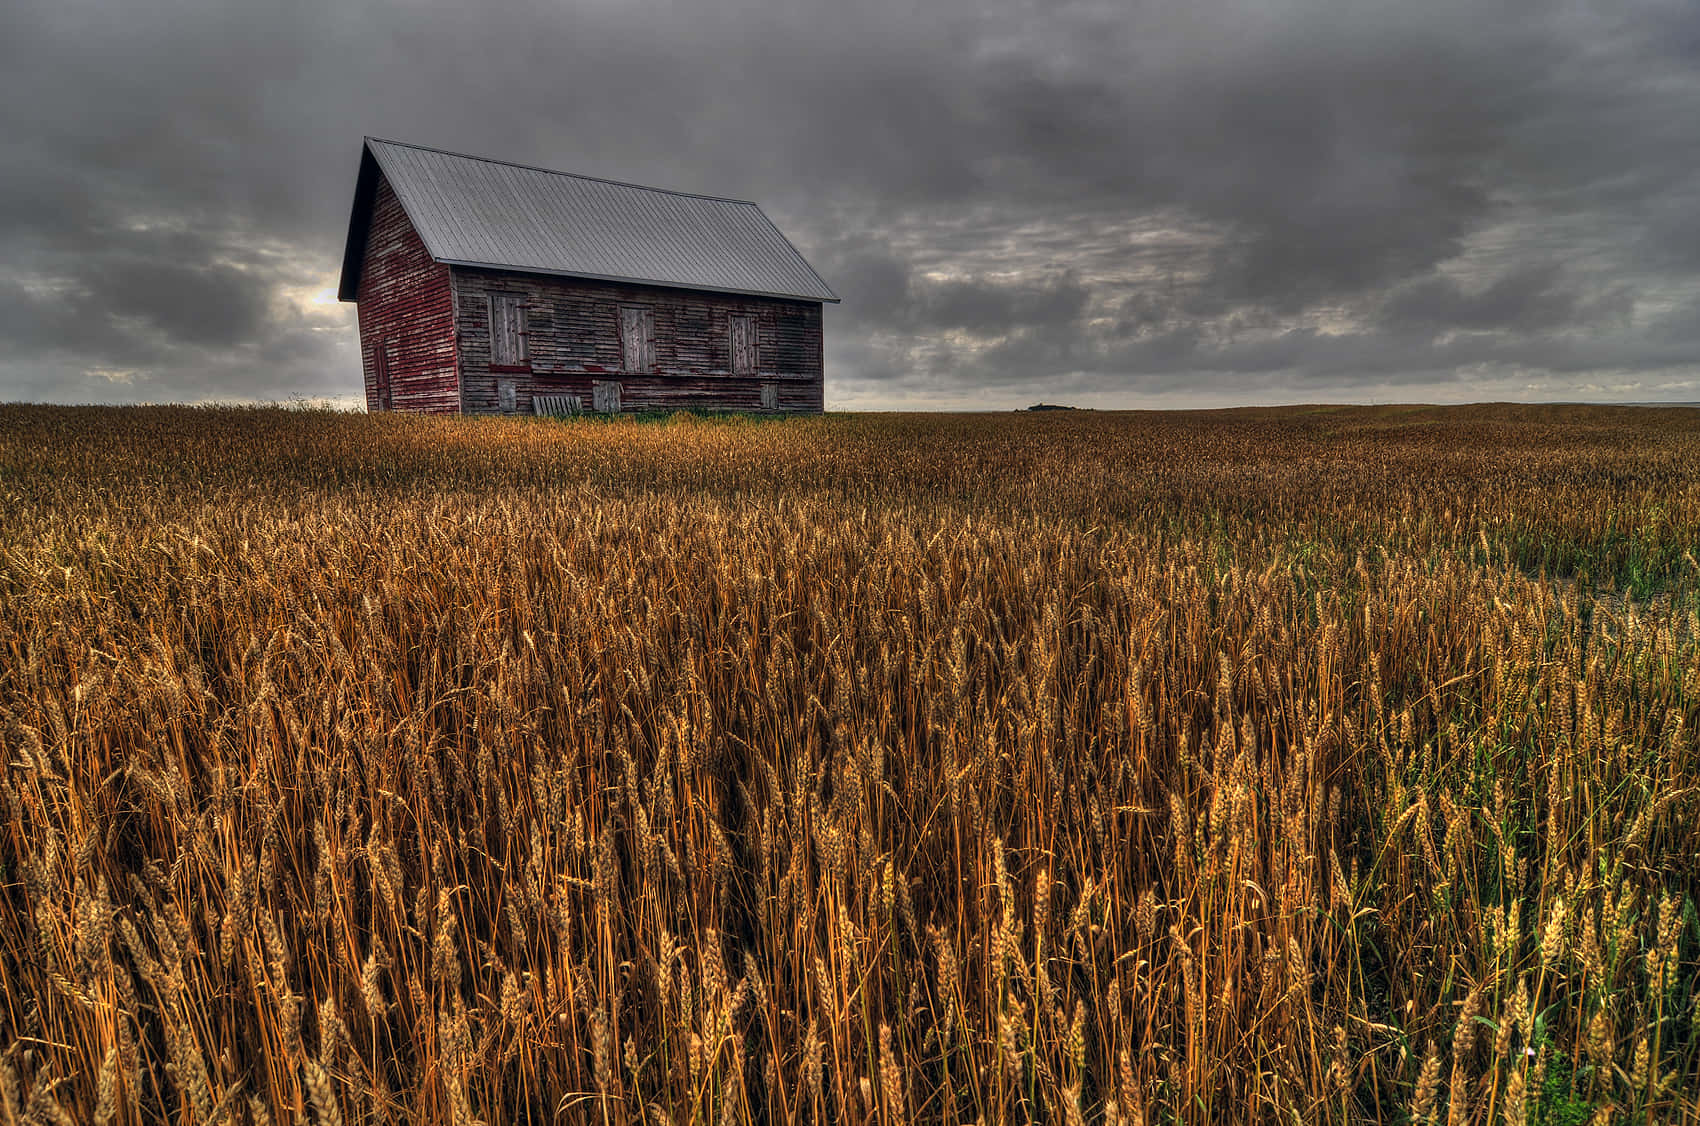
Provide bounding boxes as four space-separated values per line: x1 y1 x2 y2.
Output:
2 0 1698 407
830 251 1091 335
1377 264 1634 335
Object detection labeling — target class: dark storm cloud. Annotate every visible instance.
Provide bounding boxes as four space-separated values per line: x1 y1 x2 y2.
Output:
92 258 273 348
1377 265 1635 335
2 0 1698 407
830 250 1090 334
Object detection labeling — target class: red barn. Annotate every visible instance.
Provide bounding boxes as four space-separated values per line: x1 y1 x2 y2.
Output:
336 138 838 415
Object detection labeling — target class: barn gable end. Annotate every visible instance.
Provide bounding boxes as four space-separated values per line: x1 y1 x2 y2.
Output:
353 173 459 413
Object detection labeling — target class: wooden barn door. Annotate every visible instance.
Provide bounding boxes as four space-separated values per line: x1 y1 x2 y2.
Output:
374 339 393 411
490 295 528 367
730 315 758 374
620 306 654 373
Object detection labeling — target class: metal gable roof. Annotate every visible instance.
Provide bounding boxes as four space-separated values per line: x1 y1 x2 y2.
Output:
338 138 839 303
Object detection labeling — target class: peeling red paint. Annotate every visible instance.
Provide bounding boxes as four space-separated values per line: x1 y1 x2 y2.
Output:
355 175 459 413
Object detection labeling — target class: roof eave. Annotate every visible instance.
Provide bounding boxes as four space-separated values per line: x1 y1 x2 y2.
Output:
439 259 841 303
748 205 841 304
335 142 382 302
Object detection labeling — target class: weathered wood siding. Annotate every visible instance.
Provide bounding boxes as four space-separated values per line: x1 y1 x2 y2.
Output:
355 176 459 413
451 268 824 415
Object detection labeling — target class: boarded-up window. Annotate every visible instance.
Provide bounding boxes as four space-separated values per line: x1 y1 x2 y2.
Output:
620 306 655 373
498 378 517 413
760 381 779 410
730 315 758 374
490 294 528 367
593 380 623 414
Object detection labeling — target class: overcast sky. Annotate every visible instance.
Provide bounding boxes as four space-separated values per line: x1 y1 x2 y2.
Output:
4 0 1698 409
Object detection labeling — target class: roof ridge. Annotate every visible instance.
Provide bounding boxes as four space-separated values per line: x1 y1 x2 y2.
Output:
364 136 761 207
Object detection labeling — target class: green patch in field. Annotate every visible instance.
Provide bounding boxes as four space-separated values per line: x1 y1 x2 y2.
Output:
1533 1050 1601 1126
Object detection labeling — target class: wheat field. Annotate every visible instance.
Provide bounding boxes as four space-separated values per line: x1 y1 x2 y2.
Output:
0 403 1696 1125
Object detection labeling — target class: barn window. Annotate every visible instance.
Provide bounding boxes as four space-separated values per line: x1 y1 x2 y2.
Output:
729 315 758 374
760 381 779 410
489 294 529 369
620 306 655 373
